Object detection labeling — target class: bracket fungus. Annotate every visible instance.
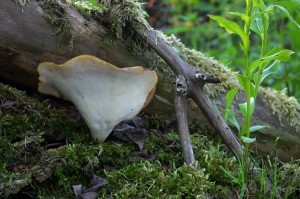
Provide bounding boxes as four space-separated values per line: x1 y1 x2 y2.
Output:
38 55 158 142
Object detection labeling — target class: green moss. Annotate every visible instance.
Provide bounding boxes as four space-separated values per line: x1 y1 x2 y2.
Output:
148 32 240 97
67 0 105 17
278 162 300 197
1 83 300 198
97 133 233 198
0 83 91 197
0 164 32 198
101 0 151 30
15 0 29 7
0 83 233 197
100 161 229 199
260 87 300 128
38 0 74 48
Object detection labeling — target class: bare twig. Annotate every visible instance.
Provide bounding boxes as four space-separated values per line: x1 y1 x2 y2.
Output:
175 76 194 164
130 23 274 194
133 24 244 159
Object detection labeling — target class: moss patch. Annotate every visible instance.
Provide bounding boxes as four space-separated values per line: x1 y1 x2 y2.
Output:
38 0 74 48
0 83 234 198
260 87 300 129
1 83 299 198
15 0 30 7
0 83 90 197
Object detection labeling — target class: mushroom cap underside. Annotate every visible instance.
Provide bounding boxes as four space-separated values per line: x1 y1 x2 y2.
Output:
38 55 158 142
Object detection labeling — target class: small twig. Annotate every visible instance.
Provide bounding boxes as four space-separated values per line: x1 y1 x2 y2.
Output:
175 76 194 164
194 70 221 83
130 23 274 194
132 24 244 160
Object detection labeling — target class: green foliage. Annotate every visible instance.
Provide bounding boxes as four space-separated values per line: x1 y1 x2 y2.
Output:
208 14 249 51
209 0 298 141
208 0 299 196
220 158 247 198
164 0 300 101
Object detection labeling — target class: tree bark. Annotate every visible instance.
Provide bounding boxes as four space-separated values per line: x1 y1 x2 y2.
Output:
0 0 146 89
0 0 299 161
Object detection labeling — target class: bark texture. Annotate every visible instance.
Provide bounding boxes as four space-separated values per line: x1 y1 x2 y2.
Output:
0 0 146 88
0 0 299 161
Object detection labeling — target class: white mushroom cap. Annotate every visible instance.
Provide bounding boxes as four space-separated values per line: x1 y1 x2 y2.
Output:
38 55 158 142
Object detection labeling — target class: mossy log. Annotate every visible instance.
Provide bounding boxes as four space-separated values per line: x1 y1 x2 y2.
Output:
0 0 299 161
0 0 146 89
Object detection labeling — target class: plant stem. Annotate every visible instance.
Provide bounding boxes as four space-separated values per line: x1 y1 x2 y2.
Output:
243 0 253 179
254 10 269 98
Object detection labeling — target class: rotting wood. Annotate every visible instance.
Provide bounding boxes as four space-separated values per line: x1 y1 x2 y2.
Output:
0 0 146 88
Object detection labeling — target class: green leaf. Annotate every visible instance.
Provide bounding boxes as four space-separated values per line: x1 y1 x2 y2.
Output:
224 88 239 121
237 74 255 97
239 102 247 118
250 83 256 98
250 5 269 41
254 60 280 84
227 109 240 131
225 88 239 108
250 49 294 73
239 123 246 138
241 136 256 144
229 12 250 24
249 97 255 116
250 125 267 132
267 5 300 29
208 15 248 48
265 46 282 56
236 74 247 91
239 97 255 118
251 16 263 35
253 0 266 11
220 166 242 186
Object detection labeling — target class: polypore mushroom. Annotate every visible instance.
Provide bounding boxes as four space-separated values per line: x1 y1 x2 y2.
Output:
38 55 158 142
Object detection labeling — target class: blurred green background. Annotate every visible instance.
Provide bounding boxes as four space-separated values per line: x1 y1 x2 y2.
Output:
147 0 300 101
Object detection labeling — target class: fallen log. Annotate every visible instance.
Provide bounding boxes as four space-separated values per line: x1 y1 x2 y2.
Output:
0 0 299 161
0 0 146 88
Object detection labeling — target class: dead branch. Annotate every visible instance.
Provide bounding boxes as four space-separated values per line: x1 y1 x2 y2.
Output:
130 22 274 195
175 76 194 164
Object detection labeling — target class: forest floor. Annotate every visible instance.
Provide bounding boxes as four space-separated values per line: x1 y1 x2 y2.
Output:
1 83 299 199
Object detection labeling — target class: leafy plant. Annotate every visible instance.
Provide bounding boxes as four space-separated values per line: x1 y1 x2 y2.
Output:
163 0 300 102
209 0 299 195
